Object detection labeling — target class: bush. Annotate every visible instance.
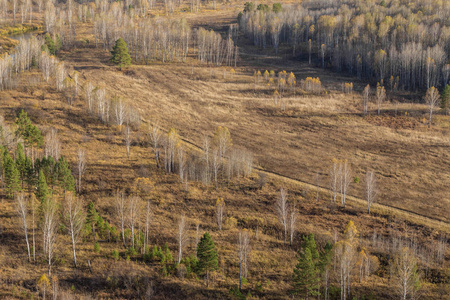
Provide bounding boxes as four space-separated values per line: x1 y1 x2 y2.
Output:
272 3 282 13
255 281 263 292
229 285 246 300
224 217 237 229
112 250 119 260
181 255 199 277
127 247 137 256
94 242 100 253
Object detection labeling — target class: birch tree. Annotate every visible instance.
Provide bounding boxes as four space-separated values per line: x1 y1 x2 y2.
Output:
238 229 250 290
128 195 140 249
212 148 220 186
339 160 352 208
276 188 289 245
376 85 386 115
76 148 86 193
15 192 31 262
213 126 232 160
63 192 85 268
42 197 58 279
115 190 127 247
44 128 61 160
216 197 225 230
335 221 358 300
365 171 377 214
425 86 440 128
30 194 38 262
114 97 127 130
391 247 421 300
177 214 188 263
144 200 152 251
148 121 162 168
362 85 370 116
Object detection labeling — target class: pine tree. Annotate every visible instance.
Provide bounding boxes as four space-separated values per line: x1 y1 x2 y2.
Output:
86 201 99 240
3 150 21 197
57 157 75 192
24 156 34 191
303 233 319 260
110 38 131 68
44 33 56 55
15 110 32 138
15 142 26 183
15 110 43 163
292 234 326 299
36 169 49 203
196 232 218 286
292 247 320 299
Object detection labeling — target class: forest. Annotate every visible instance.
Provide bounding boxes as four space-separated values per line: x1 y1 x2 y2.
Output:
0 0 448 299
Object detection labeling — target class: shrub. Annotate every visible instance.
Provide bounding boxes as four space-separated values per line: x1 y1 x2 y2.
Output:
94 242 100 253
112 250 119 260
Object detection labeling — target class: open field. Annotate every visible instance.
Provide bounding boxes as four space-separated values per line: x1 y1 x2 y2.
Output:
62 31 450 224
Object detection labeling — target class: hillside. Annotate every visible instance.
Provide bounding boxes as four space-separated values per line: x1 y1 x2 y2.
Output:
0 0 449 299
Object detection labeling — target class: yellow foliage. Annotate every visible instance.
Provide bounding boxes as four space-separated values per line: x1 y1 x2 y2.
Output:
38 274 50 288
216 197 225 207
344 220 358 241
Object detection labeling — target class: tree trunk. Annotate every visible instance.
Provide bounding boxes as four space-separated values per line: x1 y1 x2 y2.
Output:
71 231 77 268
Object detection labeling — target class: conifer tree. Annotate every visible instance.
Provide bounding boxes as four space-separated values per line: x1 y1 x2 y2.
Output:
85 201 99 240
318 242 333 299
3 150 21 197
15 110 43 163
110 38 131 68
15 110 32 138
36 169 49 203
197 232 218 286
44 33 56 55
292 234 321 299
57 157 75 192
292 247 320 299
24 156 34 191
15 143 26 184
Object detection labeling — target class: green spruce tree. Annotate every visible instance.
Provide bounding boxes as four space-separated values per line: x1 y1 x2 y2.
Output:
292 234 323 299
36 169 49 203
86 201 100 240
196 232 218 287
15 110 43 163
3 150 21 197
44 33 56 55
24 156 34 191
57 156 75 192
110 38 131 68
15 142 26 184
293 248 320 299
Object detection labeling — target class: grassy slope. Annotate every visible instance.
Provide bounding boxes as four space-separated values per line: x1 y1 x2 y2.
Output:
62 36 450 224
0 7 448 300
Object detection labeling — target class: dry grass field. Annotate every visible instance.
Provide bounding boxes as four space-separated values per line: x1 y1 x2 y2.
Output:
61 22 450 224
0 74 448 298
0 4 449 300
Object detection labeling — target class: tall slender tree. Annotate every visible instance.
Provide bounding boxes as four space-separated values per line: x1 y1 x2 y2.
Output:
197 232 218 287
63 192 85 268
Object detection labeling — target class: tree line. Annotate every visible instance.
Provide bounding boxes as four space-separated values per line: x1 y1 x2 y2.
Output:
239 0 450 91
